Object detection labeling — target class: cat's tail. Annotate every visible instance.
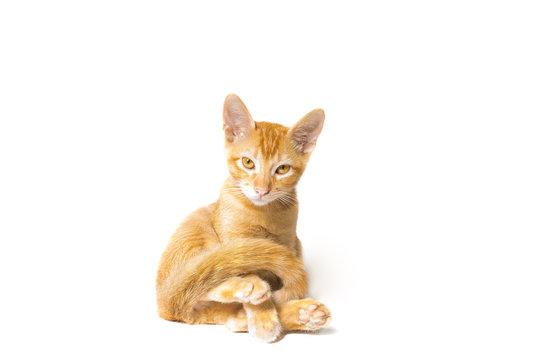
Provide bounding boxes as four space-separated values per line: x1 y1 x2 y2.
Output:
156 238 307 323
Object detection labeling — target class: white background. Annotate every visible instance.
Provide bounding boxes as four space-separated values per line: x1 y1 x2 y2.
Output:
1 1 538 359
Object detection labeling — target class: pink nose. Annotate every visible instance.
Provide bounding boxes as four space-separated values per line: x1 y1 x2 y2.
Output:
254 187 270 198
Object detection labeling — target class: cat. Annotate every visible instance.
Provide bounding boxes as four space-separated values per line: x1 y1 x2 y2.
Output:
156 94 331 342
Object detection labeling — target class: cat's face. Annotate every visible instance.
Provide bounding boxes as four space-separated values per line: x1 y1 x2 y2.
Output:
223 94 324 206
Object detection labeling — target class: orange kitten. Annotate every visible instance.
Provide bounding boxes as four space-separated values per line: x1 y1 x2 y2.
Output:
156 94 331 342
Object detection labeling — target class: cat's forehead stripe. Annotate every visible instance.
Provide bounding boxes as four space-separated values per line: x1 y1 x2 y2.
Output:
257 122 286 158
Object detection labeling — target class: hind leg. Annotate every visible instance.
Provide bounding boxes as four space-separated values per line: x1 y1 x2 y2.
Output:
190 300 279 339
190 300 249 332
190 301 244 325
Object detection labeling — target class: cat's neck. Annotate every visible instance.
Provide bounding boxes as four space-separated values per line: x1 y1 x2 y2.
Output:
213 177 299 244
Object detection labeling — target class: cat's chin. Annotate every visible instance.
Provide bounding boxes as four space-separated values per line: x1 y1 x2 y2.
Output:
239 186 276 206
247 196 275 206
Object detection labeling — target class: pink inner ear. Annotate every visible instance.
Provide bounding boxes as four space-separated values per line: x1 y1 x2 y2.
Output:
290 112 324 154
224 117 253 142
223 123 238 142
223 95 255 142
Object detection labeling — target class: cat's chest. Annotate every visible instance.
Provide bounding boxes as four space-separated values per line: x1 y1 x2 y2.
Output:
216 208 296 246
244 223 280 241
233 216 293 240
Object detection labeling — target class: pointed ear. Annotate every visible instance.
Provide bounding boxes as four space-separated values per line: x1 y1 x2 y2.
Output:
223 94 255 143
288 108 325 154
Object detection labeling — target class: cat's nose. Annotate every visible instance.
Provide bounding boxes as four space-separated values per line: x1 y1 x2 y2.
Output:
254 187 270 198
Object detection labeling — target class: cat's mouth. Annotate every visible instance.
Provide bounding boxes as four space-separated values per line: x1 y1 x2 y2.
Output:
244 192 275 206
248 196 274 206
240 186 276 206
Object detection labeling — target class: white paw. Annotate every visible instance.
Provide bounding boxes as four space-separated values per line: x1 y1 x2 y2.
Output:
298 302 331 330
234 276 271 305
248 319 281 343
225 316 247 333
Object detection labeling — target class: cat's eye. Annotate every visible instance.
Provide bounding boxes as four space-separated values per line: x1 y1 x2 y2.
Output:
242 157 255 169
276 164 290 175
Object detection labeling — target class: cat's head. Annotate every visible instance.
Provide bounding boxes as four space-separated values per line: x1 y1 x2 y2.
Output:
222 94 324 206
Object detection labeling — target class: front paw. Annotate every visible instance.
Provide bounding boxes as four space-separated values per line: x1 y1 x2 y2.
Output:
246 304 282 343
282 299 331 331
297 301 331 330
234 274 271 305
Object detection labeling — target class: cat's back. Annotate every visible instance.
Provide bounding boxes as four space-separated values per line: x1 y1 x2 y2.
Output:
156 204 220 285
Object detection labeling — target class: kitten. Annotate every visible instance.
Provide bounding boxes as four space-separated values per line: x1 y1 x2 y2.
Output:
156 94 331 342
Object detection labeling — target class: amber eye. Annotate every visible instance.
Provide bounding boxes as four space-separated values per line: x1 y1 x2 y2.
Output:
276 164 290 175
242 157 255 169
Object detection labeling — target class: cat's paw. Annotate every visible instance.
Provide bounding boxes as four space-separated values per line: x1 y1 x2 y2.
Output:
246 305 282 343
287 299 331 331
299 301 331 330
225 310 248 333
233 274 271 305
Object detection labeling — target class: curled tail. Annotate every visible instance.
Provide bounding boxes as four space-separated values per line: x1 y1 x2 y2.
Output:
156 238 308 323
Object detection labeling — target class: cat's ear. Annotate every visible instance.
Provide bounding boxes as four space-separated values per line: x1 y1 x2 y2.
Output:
223 94 255 143
289 109 325 154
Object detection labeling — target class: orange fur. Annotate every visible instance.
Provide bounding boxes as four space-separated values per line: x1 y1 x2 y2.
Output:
156 94 330 342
